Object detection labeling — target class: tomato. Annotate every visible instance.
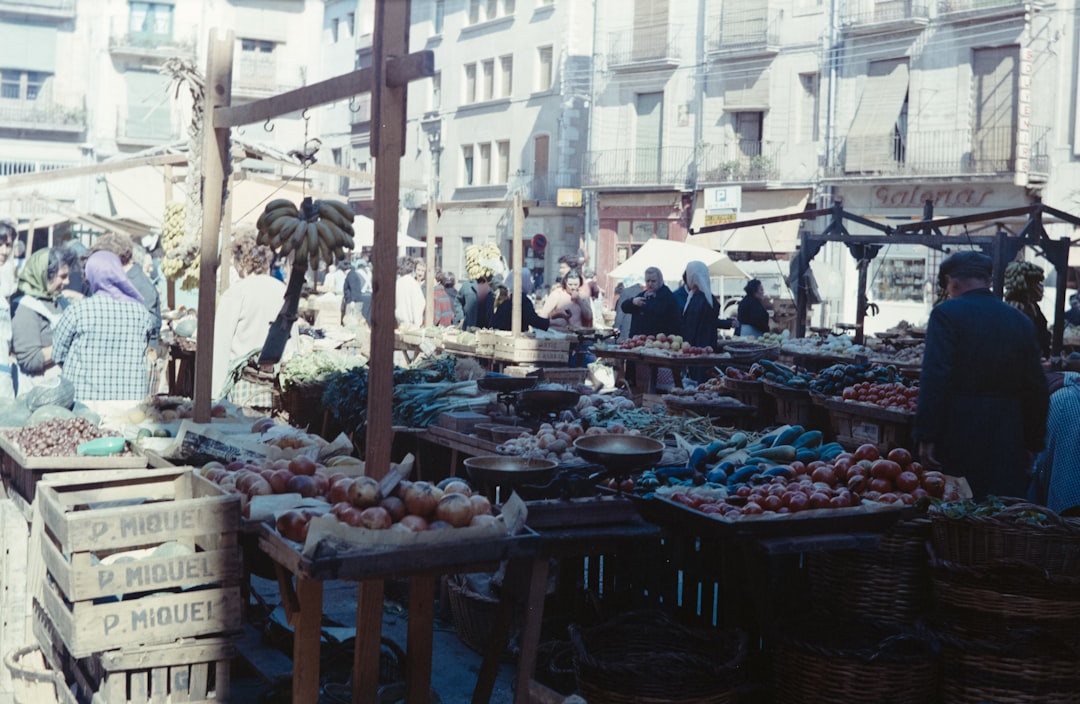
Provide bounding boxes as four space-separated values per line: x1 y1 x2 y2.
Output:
742 501 764 515
834 452 854 463
899 493 917 505
922 472 946 498
887 448 913 467
869 477 893 494
846 464 868 480
762 494 783 512
700 503 725 515
847 475 867 493
877 492 899 504
870 459 902 481
788 461 807 476
736 485 752 498
895 471 920 493
809 492 831 509
787 493 809 512
853 444 880 462
908 461 923 475
810 466 837 486
842 388 856 400
829 495 852 509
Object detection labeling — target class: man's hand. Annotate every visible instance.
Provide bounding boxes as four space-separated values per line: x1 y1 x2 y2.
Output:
918 441 942 470
632 296 646 307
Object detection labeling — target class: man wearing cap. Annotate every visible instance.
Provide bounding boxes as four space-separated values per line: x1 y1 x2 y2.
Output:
914 251 1049 498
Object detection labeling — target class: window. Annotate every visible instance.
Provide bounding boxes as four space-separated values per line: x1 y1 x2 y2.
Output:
845 58 909 173
479 143 492 185
505 0 515 13
973 46 1018 169
463 145 475 185
497 141 510 183
537 46 553 91
469 0 481 24
129 2 173 37
331 18 340 43
434 0 445 33
735 111 763 157
464 63 477 103
346 12 355 36
430 71 441 111
482 59 494 101
486 0 498 20
798 73 819 143
1 70 46 100
500 55 513 98
241 39 275 54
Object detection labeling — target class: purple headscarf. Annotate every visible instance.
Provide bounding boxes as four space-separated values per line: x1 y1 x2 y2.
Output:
85 250 144 304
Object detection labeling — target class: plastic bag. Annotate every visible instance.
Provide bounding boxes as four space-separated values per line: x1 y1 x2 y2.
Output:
28 404 76 425
23 377 75 412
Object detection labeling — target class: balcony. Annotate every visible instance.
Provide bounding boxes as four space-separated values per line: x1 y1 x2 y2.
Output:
706 9 780 59
232 54 304 97
109 28 197 63
606 24 682 72
937 0 1035 20
823 125 1050 179
116 118 177 147
0 0 75 21
0 100 84 134
581 147 693 189
509 170 581 202
697 141 783 183
840 1 930 35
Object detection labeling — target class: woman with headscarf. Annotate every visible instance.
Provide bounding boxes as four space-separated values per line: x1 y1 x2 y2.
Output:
52 250 156 402
681 261 721 352
492 268 568 332
737 278 771 338
11 247 79 396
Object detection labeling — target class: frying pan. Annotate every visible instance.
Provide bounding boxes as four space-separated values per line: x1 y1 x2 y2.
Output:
463 455 559 485
573 434 665 473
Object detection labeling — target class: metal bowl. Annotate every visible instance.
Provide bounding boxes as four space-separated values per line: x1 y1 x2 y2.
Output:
517 389 581 414
463 455 559 485
477 375 539 393
573 434 665 473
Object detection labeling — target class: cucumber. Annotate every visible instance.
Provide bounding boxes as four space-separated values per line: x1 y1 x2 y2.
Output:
726 432 749 450
792 430 823 449
748 445 798 463
773 425 804 447
727 467 761 486
763 466 794 480
795 448 821 464
818 443 845 462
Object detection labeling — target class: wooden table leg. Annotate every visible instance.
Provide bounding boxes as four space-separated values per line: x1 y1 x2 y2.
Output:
354 580 385 704
514 557 550 704
406 574 437 704
292 576 324 704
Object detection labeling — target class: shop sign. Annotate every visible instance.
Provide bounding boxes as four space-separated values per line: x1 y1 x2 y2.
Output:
871 185 996 209
703 186 741 227
557 188 582 207
704 212 737 226
1015 47 1033 187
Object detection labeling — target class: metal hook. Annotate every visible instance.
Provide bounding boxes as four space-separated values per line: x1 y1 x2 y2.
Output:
348 97 362 113
236 125 245 136
301 108 310 121
264 118 274 133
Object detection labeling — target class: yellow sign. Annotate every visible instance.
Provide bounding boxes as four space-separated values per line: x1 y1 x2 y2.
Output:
704 213 737 226
557 188 583 207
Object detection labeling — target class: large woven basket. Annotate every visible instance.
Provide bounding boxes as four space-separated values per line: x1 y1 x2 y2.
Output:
773 622 937 704
278 380 330 432
808 518 932 628
928 499 1080 576
444 574 517 660
928 557 1080 643
938 630 1080 704
720 341 780 365
569 611 745 704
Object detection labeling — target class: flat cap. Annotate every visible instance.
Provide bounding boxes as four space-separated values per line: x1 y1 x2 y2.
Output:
939 250 992 281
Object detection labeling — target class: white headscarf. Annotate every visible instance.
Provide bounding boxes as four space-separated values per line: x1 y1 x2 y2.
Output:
683 260 713 312
506 268 533 296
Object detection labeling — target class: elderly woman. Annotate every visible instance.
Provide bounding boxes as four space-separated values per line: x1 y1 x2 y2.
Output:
11 247 79 396
212 236 290 402
681 261 720 352
540 269 593 331
52 251 156 402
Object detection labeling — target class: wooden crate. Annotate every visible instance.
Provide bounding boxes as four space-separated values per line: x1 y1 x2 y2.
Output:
822 398 914 453
35 467 243 658
34 602 234 704
0 434 147 516
493 335 573 364
505 365 589 386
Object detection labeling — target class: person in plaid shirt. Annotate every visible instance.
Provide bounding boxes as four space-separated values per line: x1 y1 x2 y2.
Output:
52 251 155 402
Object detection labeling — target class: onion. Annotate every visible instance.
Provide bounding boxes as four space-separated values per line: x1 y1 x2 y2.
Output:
469 495 492 516
359 507 393 529
435 493 474 528
285 474 318 498
403 481 439 518
379 496 407 522
348 476 382 508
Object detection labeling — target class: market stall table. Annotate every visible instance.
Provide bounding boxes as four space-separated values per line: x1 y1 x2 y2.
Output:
592 347 731 393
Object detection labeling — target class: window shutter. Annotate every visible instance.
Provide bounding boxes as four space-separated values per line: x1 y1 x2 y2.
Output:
844 58 909 172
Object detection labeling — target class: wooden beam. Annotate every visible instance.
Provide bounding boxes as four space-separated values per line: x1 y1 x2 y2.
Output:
0 153 187 191
511 193 523 336
424 198 436 326
212 51 432 130
365 0 412 480
194 29 234 423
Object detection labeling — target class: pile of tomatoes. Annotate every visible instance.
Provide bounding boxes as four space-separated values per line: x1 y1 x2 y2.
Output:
667 443 960 519
840 381 918 413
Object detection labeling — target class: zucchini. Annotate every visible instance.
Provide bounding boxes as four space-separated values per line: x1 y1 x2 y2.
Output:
748 445 798 463
818 443 845 461
773 425 804 447
763 466 794 480
727 466 762 485
726 432 749 450
795 448 821 464
792 430 823 449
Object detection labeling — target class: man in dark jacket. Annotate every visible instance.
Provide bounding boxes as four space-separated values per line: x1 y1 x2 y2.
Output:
914 251 1050 499
620 266 681 337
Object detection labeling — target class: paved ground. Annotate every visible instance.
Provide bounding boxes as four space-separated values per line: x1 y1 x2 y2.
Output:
233 576 519 704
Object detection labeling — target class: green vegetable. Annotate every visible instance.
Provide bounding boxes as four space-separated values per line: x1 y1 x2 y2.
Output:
748 445 798 462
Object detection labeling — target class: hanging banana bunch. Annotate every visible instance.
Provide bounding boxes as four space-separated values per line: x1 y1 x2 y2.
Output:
256 196 356 272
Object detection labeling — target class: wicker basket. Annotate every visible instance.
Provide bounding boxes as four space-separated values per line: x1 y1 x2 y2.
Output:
808 518 932 628
928 557 1080 643
570 611 745 704
928 499 1080 576
938 630 1080 704
445 573 517 660
773 622 937 704
720 341 780 365
278 380 330 433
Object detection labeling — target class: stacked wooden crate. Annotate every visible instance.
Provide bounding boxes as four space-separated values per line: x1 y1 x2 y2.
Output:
32 467 243 703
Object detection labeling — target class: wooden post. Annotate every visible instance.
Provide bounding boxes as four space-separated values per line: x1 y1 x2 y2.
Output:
425 197 436 326
511 193 523 335
193 29 234 423
365 0 411 480
219 168 235 293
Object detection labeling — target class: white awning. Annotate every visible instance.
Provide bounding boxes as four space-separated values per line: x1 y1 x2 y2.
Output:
690 189 810 253
844 58 909 173
608 238 747 283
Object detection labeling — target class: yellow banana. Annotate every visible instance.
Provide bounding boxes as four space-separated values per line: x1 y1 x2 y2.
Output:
315 220 338 249
295 238 310 262
316 200 349 230
309 253 320 272
306 221 319 258
267 214 296 241
275 217 302 252
322 199 355 225
264 198 299 215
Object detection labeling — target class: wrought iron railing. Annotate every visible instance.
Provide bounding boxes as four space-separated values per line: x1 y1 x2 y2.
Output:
825 125 1050 177
510 171 581 201
696 141 783 182
706 8 780 53
938 0 1028 13
581 147 694 188
0 100 84 129
840 0 930 26
607 24 683 67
